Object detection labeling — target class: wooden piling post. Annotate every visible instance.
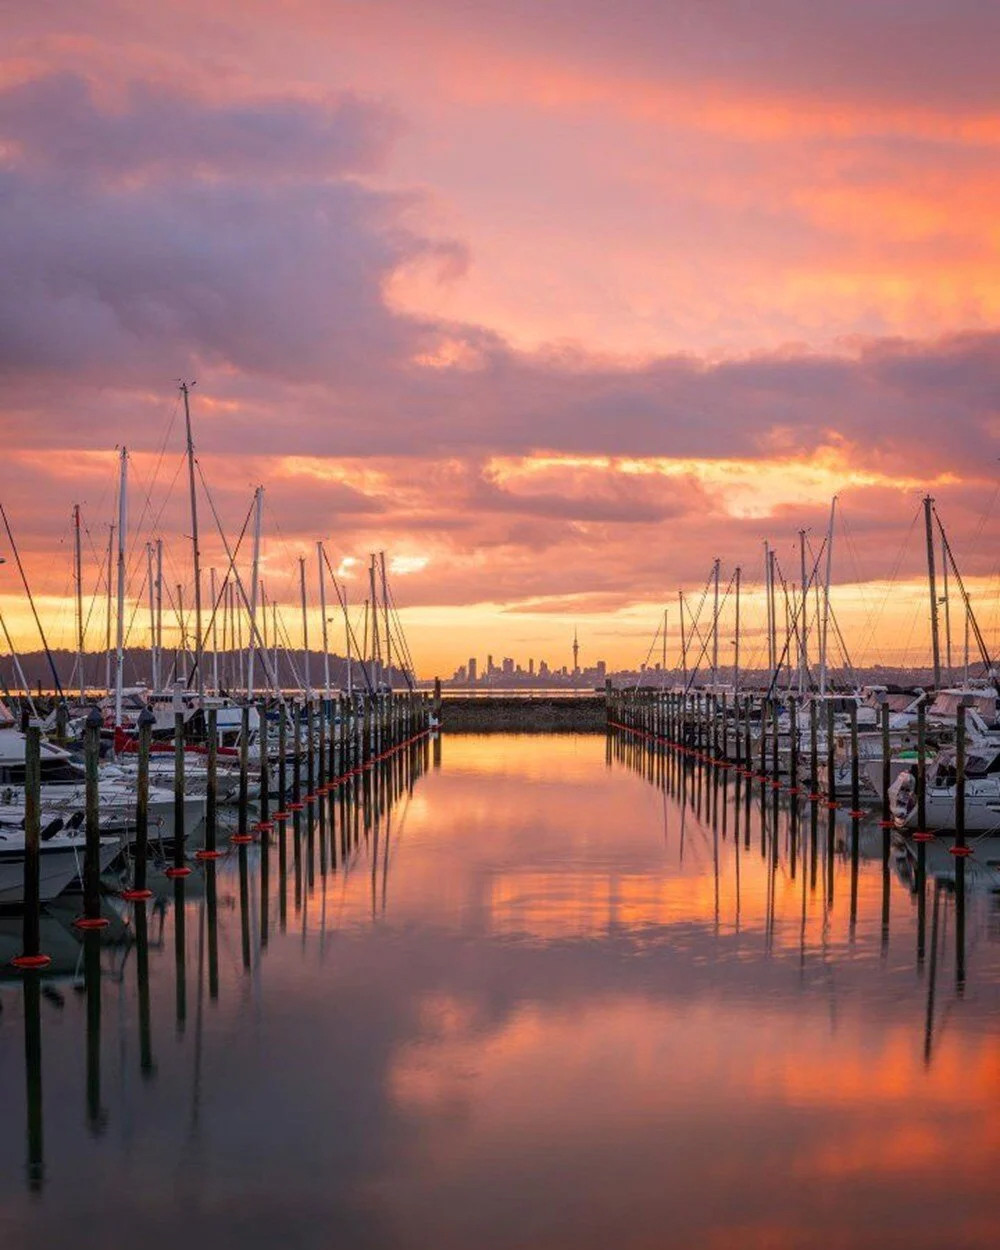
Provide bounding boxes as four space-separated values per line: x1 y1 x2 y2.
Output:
914 700 932 841
231 703 253 844
166 710 191 877
849 702 862 817
880 697 891 829
123 707 156 896
76 707 109 927
257 699 270 836
953 699 969 856
277 701 288 817
306 696 316 799
11 725 51 968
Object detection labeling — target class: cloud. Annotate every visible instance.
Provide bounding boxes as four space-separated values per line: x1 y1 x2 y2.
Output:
1 49 999 672
0 71 401 180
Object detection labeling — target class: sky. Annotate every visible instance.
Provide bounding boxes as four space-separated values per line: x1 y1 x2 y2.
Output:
2 0 1000 679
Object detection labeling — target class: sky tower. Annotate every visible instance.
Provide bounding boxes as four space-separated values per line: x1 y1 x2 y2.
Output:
572 626 579 675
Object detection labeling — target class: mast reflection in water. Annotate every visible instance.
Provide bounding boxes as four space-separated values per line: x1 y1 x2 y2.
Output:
0 733 997 1250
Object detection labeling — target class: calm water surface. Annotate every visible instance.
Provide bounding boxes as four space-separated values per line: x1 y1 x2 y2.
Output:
1 733 998 1249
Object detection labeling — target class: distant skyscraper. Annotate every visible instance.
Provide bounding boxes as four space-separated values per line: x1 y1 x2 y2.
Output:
572 627 579 675
528 658 535 676
487 653 494 675
468 657 477 683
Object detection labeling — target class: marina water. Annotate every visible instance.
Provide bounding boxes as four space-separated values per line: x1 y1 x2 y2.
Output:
1 733 998 1249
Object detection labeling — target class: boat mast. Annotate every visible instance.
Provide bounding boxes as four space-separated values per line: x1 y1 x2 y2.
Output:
764 541 774 682
343 582 353 698
177 583 187 683
711 557 720 681
105 521 114 695
209 566 219 695
733 566 741 695
368 556 382 687
380 551 392 691
146 541 157 693
180 381 204 704
113 447 128 729
272 599 279 692
940 528 952 683
678 590 687 687
318 541 331 699
74 504 85 703
362 598 370 688
299 556 311 698
923 495 942 689
661 608 667 688
246 486 263 699
798 529 808 696
155 539 163 690
819 497 836 695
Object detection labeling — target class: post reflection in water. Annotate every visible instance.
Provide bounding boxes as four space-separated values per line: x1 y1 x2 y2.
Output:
0 730 998 1250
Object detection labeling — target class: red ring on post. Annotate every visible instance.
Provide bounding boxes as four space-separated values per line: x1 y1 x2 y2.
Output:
11 953 52 969
165 866 192 878
949 845 973 857
73 916 110 930
194 848 223 860
912 831 935 842
849 809 866 819
230 833 254 844
120 887 154 900
878 820 894 829
826 801 839 810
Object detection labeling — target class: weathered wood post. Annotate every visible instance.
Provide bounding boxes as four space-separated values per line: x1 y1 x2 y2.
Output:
166 710 191 877
76 707 109 927
123 707 156 896
11 725 51 968
231 703 253 845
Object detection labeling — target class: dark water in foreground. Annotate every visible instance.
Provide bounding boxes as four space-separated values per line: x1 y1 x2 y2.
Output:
1 733 998 1250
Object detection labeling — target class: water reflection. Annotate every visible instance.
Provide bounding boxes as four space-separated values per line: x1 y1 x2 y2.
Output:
0 732 998 1250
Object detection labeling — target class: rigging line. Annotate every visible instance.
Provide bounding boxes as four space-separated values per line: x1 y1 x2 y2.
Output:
386 607 416 686
826 598 857 686
384 580 418 685
0 501 65 699
678 564 720 681
116 474 186 642
271 604 306 692
632 616 662 692
837 507 885 664
193 463 283 699
321 547 375 696
122 453 187 593
188 497 254 690
934 506 995 673
849 501 921 669
762 539 828 698
0 608 39 713
683 570 736 694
